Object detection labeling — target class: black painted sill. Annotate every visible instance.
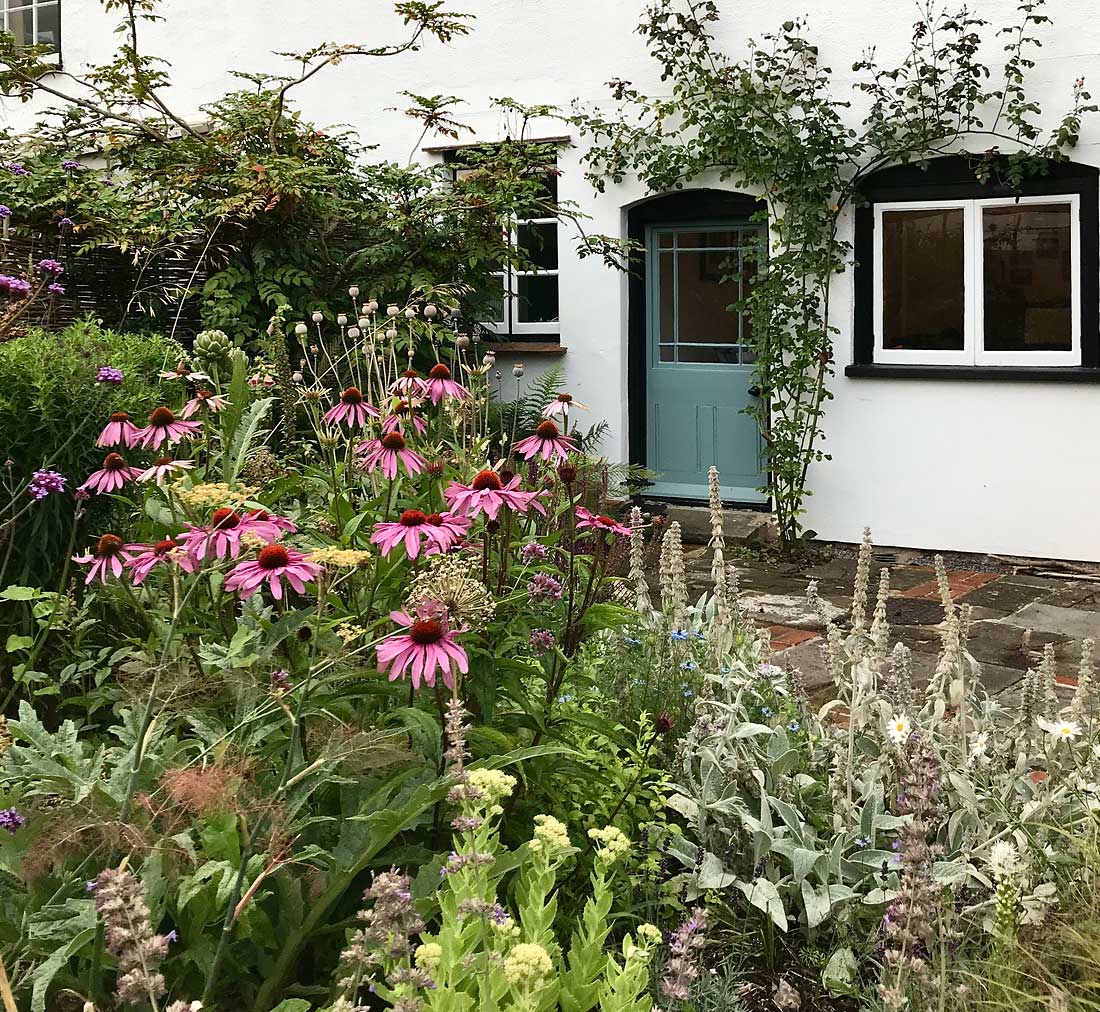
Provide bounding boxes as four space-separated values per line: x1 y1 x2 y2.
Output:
845 363 1100 383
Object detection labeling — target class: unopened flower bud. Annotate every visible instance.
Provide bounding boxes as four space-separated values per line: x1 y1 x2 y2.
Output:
557 462 578 484
404 307 417 319
291 371 303 383
456 333 471 350
427 459 445 477
337 313 348 326
311 310 323 323
347 326 360 339
513 362 525 378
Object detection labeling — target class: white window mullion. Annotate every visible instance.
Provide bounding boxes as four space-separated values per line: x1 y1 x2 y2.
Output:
965 199 978 365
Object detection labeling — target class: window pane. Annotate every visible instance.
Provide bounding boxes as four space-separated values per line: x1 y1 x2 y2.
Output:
486 276 506 325
982 203 1072 352
516 275 558 323
37 4 58 50
881 208 965 351
679 345 741 364
675 250 738 344
517 221 557 270
5 5 31 45
658 232 673 249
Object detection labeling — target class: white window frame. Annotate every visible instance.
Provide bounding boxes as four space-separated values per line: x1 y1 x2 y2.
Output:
3 1 61 60
484 216 560 337
873 193 1080 367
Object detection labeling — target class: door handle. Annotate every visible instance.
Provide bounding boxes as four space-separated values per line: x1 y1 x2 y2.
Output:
748 385 761 397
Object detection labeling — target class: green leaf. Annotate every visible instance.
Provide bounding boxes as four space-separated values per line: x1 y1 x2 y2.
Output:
5 634 33 652
31 926 97 1012
0 585 39 600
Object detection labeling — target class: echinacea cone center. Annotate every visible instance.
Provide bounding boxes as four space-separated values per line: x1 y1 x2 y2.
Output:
102 453 126 471
258 545 290 570
149 406 176 426
153 456 173 467
341 386 364 405
380 432 406 451
211 508 241 530
196 389 213 401
557 393 573 403
402 369 420 379
425 513 443 526
154 538 178 556
109 411 130 423
400 510 427 527
428 363 451 380
409 618 444 645
597 515 617 527
471 469 503 491
534 420 559 439
96 534 124 557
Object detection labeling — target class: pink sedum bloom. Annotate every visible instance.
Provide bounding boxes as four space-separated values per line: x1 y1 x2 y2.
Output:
513 420 578 463
444 469 547 522
370 509 471 559
225 544 322 601
376 609 469 690
134 407 202 450
137 457 194 486
424 363 470 405
575 505 631 537
356 431 426 480
181 389 231 418
125 537 196 584
73 534 135 585
323 386 380 430
79 453 142 495
96 411 140 448
541 393 588 419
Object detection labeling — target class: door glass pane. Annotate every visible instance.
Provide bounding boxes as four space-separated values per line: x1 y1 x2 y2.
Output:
517 221 557 270
676 250 738 344
36 3 58 50
659 345 674 362
881 208 965 351
679 345 740 364
516 274 558 323
982 203 1072 352
675 230 738 249
658 233 673 249
658 252 675 346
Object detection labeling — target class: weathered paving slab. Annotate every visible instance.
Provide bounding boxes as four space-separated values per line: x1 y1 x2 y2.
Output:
995 603 1100 640
666 505 776 545
957 579 1053 612
739 593 844 629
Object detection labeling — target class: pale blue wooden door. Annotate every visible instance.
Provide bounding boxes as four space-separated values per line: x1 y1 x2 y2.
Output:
645 225 766 502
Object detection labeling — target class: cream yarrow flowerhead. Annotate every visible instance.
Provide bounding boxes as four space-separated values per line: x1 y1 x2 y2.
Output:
588 825 630 864
414 942 443 971
530 814 571 853
335 622 366 645
1037 716 1082 742
503 943 553 985
886 714 912 745
174 482 258 510
309 547 373 569
466 769 517 805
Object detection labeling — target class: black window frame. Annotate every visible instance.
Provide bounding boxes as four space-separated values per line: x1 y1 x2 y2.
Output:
849 155 1100 381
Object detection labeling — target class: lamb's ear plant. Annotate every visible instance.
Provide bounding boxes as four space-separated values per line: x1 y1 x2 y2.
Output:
326 758 656 1012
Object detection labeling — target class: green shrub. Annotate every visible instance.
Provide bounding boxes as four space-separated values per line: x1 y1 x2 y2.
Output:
0 318 182 587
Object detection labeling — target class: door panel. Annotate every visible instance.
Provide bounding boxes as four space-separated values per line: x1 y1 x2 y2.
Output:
645 224 766 502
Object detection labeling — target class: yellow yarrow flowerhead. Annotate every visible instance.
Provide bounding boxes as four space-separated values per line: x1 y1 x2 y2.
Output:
637 923 662 946
415 942 443 971
503 943 553 985
466 769 517 808
588 825 631 865
335 622 366 644
174 481 258 510
530 814 571 853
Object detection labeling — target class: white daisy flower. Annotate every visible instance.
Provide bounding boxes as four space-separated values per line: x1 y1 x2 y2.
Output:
1037 717 1082 742
887 714 911 745
969 730 990 760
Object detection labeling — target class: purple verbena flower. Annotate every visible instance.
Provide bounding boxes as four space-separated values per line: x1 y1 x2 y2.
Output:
61 159 82 171
36 258 63 276
0 275 31 296
0 808 25 834
527 572 562 603
8 162 28 176
59 217 74 231
521 540 548 562
96 366 124 384
28 469 66 500
47 282 64 296
0 206 11 219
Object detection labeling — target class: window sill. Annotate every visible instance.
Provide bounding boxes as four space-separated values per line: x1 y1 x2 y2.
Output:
486 341 566 356
845 363 1100 382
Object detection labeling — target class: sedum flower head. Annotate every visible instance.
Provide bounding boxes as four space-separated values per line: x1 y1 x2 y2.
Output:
588 825 630 864
531 814 571 852
414 941 443 971
503 942 553 985
466 769 516 805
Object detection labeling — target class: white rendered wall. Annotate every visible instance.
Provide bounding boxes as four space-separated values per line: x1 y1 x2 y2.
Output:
5 0 1100 559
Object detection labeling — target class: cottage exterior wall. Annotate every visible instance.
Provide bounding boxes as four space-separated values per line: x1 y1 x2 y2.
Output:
5 0 1100 559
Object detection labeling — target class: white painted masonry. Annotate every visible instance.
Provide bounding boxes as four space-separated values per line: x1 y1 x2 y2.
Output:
5 0 1100 560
